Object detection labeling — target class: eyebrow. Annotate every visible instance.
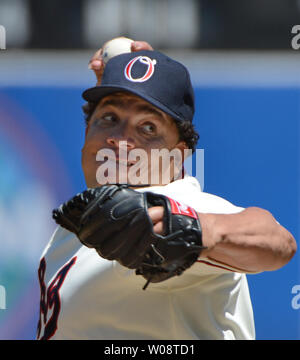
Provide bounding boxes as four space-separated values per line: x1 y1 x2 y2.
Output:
99 98 167 123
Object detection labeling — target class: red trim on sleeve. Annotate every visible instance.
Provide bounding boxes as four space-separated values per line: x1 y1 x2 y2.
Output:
197 260 236 272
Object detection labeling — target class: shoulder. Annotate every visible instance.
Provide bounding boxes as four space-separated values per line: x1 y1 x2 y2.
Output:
39 225 81 261
138 175 244 215
194 192 244 214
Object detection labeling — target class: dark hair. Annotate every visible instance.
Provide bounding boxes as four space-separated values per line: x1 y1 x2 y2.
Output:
82 101 199 152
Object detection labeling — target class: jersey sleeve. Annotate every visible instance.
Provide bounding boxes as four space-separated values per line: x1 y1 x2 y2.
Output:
191 257 262 276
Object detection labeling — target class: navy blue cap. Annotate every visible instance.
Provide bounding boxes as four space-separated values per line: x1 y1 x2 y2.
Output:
82 50 194 123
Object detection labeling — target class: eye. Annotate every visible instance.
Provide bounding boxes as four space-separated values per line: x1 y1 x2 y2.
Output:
93 113 117 126
141 122 156 135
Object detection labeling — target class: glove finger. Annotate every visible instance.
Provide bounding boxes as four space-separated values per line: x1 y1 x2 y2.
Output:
77 186 127 242
112 209 155 266
116 231 151 268
118 231 159 268
95 231 127 258
80 186 119 225
78 205 135 247
118 238 150 268
96 219 149 259
52 204 81 233
59 189 97 220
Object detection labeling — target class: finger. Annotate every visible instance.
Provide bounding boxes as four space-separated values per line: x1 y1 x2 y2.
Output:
148 206 165 235
94 67 104 86
153 221 164 235
88 48 103 66
148 206 164 225
88 48 105 85
88 59 103 71
131 41 154 52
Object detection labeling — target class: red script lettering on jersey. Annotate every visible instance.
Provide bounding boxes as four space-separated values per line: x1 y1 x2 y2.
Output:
37 256 77 340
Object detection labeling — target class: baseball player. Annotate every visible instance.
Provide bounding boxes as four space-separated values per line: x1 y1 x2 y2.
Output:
36 40 296 340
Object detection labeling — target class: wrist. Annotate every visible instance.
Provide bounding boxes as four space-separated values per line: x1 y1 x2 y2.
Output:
197 212 224 257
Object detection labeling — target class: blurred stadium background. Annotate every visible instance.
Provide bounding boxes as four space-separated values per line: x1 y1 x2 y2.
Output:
0 0 299 340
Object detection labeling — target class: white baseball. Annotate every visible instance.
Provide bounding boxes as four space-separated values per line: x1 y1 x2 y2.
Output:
102 37 134 64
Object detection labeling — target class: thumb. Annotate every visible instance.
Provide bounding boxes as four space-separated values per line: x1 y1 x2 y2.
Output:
88 48 105 86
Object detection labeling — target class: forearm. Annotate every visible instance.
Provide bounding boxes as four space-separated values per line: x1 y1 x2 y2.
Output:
198 207 297 272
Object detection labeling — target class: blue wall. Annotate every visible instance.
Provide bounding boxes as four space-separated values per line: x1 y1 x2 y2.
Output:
0 85 299 339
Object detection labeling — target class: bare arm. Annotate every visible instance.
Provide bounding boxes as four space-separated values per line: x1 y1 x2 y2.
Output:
149 206 297 273
198 207 297 272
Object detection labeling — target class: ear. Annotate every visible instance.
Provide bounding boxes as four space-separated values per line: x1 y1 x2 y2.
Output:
175 141 190 160
170 141 190 181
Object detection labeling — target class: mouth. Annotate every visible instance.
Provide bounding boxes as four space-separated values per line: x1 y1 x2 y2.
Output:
103 157 137 167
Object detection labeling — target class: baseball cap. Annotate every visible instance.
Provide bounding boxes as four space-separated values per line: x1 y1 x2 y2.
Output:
82 50 195 123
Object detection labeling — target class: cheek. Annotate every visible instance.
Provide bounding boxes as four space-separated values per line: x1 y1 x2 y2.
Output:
81 128 102 173
85 123 100 141
81 145 95 177
135 132 180 163
144 123 179 150
82 126 107 154
137 135 171 150
145 134 183 184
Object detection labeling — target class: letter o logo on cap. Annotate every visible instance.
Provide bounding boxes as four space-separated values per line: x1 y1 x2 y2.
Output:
124 56 157 83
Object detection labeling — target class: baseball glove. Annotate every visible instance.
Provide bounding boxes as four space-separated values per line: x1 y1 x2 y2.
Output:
52 185 205 289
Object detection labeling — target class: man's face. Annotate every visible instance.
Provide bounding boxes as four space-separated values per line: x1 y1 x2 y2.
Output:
81 92 187 188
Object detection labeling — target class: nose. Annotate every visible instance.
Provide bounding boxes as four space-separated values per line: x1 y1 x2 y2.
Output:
106 133 135 150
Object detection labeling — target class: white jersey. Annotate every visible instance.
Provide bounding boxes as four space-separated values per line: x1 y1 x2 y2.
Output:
36 175 256 340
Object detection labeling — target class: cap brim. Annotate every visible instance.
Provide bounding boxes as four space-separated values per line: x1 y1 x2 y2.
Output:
82 85 183 122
